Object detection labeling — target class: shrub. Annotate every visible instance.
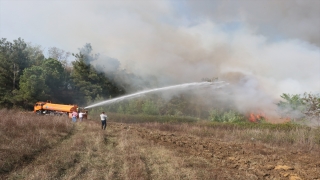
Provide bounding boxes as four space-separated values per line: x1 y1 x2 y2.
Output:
278 93 320 125
209 109 246 123
142 100 159 115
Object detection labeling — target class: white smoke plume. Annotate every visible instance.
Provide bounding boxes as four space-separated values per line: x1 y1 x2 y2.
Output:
82 1 319 120
187 0 320 46
1 0 319 120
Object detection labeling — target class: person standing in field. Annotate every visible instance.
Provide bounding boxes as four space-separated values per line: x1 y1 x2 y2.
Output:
72 111 78 122
79 111 86 122
100 112 108 130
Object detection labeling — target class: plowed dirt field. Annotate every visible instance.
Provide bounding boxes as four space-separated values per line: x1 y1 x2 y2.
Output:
4 121 320 180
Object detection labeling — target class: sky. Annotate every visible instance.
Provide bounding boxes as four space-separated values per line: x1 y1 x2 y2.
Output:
1 0 320 118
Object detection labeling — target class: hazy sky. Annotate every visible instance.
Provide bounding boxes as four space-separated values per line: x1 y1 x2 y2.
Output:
1 0 319 115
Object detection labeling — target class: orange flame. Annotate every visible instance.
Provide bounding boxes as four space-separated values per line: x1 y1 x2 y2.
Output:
248 111 292 124
248 112 266 123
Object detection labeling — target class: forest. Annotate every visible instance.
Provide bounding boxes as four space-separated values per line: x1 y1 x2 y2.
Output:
0 38 127 109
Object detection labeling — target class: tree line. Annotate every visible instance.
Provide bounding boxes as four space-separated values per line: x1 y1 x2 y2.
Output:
1 37 318 125
0 38 125 109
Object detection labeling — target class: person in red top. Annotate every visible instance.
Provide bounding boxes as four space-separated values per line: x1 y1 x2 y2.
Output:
72 111 78 122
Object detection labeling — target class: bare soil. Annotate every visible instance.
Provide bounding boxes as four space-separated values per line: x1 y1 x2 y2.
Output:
4 121 320 180
134 123 320 180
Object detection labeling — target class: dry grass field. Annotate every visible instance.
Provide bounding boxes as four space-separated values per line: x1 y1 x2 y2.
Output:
0 110 319 180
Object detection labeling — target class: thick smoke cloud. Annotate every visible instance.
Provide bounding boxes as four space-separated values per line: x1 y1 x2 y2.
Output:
1 0 319 120
90 1 319 120
187 0 320 46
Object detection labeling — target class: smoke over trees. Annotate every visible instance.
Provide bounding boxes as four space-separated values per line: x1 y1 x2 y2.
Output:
0 37 318 126
278 93 320 126
70 43 125 106
0 38 125 109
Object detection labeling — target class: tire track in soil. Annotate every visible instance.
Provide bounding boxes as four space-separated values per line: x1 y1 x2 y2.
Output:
139 155 152 180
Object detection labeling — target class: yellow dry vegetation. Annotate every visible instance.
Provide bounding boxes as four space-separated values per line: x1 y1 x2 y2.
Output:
1 110 319 179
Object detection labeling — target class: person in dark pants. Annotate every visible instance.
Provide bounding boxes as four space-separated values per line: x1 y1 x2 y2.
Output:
100 112 108 130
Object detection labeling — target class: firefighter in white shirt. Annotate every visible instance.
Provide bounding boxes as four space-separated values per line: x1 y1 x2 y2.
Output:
100 112 108 130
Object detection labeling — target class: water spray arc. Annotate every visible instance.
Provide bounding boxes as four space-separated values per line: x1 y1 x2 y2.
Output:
84 81 228 109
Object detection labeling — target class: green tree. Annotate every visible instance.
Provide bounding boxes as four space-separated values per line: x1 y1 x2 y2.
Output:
301 93 320 117
70 43 124 106
278 93 320 125
0 53 13 107
0 38 32 107
278 93 305 111
301 93 320 125
47 47 73 102
41 58 67 102
48 47 70 68
25 44 45 66
70 56 102 105
15 66 49 108
277 93 306 121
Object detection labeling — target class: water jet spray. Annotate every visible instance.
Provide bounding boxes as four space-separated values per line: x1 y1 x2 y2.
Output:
84 81 228 109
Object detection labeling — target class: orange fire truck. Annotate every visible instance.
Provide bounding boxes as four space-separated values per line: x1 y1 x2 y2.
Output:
34 101 88 119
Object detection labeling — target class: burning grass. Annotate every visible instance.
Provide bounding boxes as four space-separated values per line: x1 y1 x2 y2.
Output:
0 109 73 176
